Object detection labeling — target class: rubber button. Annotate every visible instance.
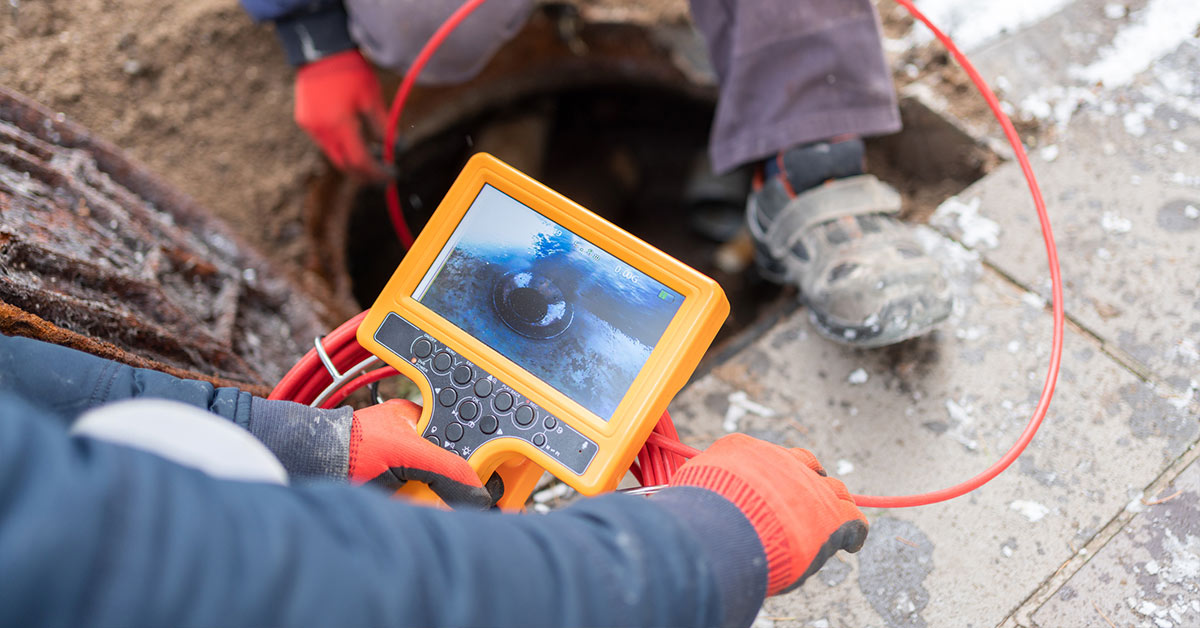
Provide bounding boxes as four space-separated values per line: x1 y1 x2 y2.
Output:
426 435 441 446
438 387 458 407
458 400 480 422
411 338 434 359
532 433 546 447
473 378 494 397
494 391 514 413
479 415 498 434
543 416 557 430
445 422 464 442
515 405 535 426
432 351 452 373
453 365 473 386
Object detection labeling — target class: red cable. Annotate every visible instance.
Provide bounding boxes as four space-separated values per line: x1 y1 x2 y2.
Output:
290 0 1062 509
843 0 1063 508
381 0 491 250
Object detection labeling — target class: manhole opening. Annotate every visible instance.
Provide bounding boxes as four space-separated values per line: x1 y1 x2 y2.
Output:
346 82 998 350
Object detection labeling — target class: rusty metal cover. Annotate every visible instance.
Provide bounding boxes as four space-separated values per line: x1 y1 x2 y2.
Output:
0 86 337 392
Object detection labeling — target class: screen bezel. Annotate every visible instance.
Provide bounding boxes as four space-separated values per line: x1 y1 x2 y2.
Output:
364 154 724 442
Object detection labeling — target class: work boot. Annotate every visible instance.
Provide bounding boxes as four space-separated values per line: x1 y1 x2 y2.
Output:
747 138 952 347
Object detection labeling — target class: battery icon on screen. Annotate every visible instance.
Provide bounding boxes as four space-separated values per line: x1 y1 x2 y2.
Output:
658 290 674 302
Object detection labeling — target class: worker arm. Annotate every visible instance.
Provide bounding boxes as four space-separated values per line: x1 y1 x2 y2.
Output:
239 0 355 66
238 0 387 178
0 334 351 480
0 397 762 627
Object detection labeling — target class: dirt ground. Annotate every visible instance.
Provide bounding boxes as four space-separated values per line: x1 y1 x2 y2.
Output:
1 0 321 268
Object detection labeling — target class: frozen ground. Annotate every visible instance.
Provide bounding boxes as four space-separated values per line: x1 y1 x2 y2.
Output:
667 1 1200 626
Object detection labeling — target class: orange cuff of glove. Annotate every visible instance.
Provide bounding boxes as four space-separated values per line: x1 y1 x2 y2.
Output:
671 434 867 595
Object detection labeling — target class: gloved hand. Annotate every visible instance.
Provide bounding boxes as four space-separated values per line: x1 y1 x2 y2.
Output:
350 399 491 509
294 49 389 180
670 433 868 595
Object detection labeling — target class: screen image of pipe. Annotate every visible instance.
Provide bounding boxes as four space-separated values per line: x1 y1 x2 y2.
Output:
415 185 683 421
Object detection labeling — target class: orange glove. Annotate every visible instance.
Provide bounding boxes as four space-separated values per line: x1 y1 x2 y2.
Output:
294 49 389 180
350 399 491 509
670 433 868 595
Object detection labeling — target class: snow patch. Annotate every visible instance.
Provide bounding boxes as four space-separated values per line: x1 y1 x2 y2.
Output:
1101 211 1133 234
723 391 776 432
1039 144 1060 162
1021 291 1047 310
955 326 985 341
1123 110 1148 137
932 196 1000 249
944 399 979 450
899 0 1076 51
1169 340 1199 364
1163 378 1197 411
847 368 869 385
1071 0 1200 89
1170 172 1200 187
1010 500 1050 522
1017 86 1097 129
836 459 855 476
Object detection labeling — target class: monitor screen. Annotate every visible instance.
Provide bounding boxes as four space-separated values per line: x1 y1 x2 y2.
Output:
413 184 683 421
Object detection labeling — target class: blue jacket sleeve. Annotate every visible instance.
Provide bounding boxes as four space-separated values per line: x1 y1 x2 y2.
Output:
239 0 339 22
239 0 356 66
0 395 766 627
0 334 352 480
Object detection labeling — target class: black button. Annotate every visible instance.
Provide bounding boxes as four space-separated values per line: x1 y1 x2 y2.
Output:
458 400 480 422
411 338 434 359
473 379 494 397
445 422 464 442
515 405 535 426
493 391 514 413
432 351 453 373
438 387 458 407
453 365 473 386
479 415 498 434
543 416 557 430
425 435 441 446
532 433 546 447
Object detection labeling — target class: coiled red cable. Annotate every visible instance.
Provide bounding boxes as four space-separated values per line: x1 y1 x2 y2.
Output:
281 0 1064 507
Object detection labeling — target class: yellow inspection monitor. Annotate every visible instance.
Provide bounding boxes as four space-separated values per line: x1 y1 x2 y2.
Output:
359 153 729 509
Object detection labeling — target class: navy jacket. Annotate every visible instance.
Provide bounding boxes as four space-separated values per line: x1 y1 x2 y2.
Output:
240 0 355 65
0 335 767 626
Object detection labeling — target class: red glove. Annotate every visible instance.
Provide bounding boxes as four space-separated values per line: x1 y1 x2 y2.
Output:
670 433 868 595
350 399 491 509
294 49 389 180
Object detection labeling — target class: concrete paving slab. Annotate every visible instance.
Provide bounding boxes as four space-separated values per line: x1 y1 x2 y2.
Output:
1030 456 1200 628
670 262 1196 627
963 0 1151 102
928 19 1200 405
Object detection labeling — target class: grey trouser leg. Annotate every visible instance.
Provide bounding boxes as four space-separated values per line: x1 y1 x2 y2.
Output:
690 0 901 173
